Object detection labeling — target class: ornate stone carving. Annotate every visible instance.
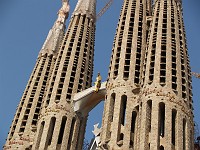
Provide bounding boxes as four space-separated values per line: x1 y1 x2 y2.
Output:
39 104 70 119
141 87 193 123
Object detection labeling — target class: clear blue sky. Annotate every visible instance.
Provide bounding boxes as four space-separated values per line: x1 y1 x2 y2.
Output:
0 0 199 147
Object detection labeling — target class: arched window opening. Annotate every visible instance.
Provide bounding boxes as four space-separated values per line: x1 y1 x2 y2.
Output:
57 116 67 145
147 100 152 132
120 95 127 126
119 133 124 141
160 145 164 150
35 121 45 149
130 111 137 148
172 109 177 145
131 111 137 133
67 117 76 150
47 117 56 147
159 103 165 137
110 93 116 122
183 118 186 150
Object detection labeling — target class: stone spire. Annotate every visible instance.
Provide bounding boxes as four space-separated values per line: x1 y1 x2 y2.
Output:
3 2 70 150
39 1 70 56
73 0 96 21
99 0 149 149
32 0 97 149
99 0 194 149
140 0 194 149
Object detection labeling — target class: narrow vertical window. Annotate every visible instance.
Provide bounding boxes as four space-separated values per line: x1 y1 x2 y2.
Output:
35 121 45 149
57 116 67 145
45 117 56 149
47 117 56 146
130 111 137 147
147 100 152 132
110 93 116 122
159 103 165 137
120 95 127 125
131 111 137 133
67 118 76 150
172 109 177 145
117 95 127 145
107 93 115 139
183 119 186 150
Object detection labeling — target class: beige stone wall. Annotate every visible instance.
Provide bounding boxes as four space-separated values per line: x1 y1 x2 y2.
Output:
4 0 97 149
4 35 59 150
32 0 96 149
100 0 194 149
100 0 148 149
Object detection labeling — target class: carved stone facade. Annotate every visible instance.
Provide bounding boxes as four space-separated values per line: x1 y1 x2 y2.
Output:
100 0 194 149
4 0 194 149
4 0 96 149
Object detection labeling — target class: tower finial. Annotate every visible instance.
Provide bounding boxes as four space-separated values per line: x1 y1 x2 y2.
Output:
73 0 96 21
39 1 70 56
56 0 70 25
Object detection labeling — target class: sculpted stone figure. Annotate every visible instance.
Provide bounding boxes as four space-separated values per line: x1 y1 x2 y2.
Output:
94 72 102 92
57 1 70 24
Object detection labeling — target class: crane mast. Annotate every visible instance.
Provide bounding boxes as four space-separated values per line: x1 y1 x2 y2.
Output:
96 0 113 20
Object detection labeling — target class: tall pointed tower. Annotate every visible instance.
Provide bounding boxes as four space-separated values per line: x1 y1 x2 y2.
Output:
140 0 194 149
4 0 195 149
100 0 149 149
100 0 194 149
4 1 69 150
32 0 96 149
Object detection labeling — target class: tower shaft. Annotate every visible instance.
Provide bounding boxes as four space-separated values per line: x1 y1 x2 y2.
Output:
100 0 149 149
140 0 193 149
100 0 194 149
4 2 69 149
32 0 96 149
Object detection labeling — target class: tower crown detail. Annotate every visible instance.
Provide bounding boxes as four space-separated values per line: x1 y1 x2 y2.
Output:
39 1 70 56
56 1 70 25
73 0 96 21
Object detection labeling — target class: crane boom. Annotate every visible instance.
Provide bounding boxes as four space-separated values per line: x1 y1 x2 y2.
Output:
96 0 113 21
192 72 200 79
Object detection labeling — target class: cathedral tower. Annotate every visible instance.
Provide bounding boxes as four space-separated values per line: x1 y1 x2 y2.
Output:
32 0 96 149
140 0 194 149
4 0 195 149
4 0 97 149
4 1 69 149
100 0 149 149
100 0 194 150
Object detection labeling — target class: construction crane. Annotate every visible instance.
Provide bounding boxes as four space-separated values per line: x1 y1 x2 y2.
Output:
192 72 200 79
96 0 113 21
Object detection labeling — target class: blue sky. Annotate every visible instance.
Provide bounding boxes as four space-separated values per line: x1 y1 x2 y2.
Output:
0 0 199 147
